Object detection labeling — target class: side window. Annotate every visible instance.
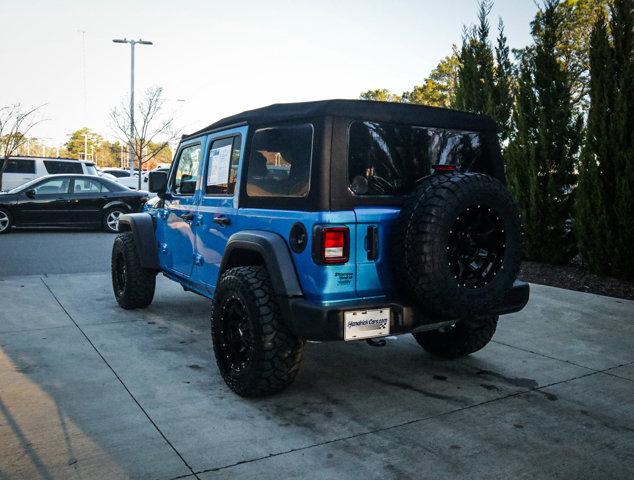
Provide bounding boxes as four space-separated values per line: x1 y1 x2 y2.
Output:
205 135 241 195
172 144 201 195
2 159 36 174
73 178 103 193
44 160 83 174
33 177 70 194
246 124 313 198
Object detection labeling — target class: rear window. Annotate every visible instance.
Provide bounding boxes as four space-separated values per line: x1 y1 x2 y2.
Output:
348 121 483 196
44 160 83 174
73 178 106 193
0 158 35 174
246 124 313 198
84 163 98 175
205 136 241 196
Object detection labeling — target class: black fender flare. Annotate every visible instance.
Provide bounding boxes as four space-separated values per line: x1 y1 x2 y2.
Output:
220 230 303 297
117 213 160 271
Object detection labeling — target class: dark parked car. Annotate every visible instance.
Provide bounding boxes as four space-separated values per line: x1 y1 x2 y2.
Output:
0 174 149 234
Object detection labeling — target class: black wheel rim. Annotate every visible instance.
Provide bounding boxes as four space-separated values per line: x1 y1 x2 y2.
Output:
114 252 127 295
447 205 506 289
220 297 253 373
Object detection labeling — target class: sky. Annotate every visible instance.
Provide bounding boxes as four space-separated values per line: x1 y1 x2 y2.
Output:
0 0 539 148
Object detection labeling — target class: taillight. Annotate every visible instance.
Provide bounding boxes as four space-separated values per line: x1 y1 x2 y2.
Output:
432 164 457 172
313 226 349 264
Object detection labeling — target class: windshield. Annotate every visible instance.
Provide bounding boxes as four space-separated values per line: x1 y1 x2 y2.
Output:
348 121 483 196
85 164 98 175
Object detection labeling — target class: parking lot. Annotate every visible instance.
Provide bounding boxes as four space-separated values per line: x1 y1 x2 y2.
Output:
1 231 633 479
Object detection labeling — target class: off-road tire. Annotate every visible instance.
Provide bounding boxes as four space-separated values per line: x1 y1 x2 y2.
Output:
0 208 12 234
393 172 521 318
103 207 126 233
413 315 498 359
211 266 304 397
111 232 156 309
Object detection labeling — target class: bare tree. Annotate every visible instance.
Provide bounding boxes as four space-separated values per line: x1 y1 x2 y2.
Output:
111 86 180 190
0 103 46 190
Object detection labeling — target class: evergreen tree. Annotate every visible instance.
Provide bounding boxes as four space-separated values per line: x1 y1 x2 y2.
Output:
453 1 514 144
454 1 496 115
575 12 613 275
493 19 514 144
506 0 583 264
577 0 634 279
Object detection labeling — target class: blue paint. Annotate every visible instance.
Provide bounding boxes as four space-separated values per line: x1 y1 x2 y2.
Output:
148 126 403 305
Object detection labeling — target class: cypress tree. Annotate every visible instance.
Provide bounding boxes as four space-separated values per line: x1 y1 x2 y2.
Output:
577 0 634 279
610 0 634 279
575 12 614 275
493 19 514 144
506 0 583 264
454 1 514 146
454 0 496 116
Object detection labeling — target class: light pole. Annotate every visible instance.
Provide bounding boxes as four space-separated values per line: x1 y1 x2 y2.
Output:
112 38 153 175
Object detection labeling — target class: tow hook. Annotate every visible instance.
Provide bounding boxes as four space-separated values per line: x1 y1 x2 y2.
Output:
366 338 387 347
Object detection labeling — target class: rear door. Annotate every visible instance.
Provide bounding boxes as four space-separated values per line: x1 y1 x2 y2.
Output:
161 141 203 277
191 127 246 289
69 177 108 224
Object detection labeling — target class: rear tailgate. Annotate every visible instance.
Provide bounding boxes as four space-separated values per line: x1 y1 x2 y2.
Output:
353 207 401 298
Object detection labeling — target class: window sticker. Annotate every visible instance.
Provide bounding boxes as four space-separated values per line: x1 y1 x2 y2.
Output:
207 144 232 186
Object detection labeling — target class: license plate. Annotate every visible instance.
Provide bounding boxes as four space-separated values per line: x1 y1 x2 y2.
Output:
344 308 390 341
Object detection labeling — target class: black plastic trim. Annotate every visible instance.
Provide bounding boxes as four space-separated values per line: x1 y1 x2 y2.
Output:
220 230 303 297
287 281 529 341
117 213 160 271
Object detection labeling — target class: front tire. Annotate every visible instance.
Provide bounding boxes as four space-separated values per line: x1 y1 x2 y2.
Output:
0 208 12 234
111 232 156 309
413 315 498 359
211 266 304 397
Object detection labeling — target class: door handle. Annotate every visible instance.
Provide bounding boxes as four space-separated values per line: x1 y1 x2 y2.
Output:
365 225 379 260
181 212 194 222
213 215 231 226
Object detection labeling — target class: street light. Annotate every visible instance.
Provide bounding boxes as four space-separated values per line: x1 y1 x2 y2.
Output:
112 38 153 174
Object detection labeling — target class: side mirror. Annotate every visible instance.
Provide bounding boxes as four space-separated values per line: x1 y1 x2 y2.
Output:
148 171 168 196
25 189 36 199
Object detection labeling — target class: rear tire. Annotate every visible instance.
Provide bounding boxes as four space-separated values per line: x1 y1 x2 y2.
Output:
413 316 498 359
103 207 126 233
211 266 304 397
0 208 12 234
111 232 156 309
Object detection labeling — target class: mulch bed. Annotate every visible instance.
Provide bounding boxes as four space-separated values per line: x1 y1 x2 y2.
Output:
518 261 634 301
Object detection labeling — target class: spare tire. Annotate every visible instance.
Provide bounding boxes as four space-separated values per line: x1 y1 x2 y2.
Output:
393 172 521 318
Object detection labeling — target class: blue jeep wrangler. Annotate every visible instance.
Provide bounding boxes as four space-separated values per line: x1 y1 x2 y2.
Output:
111 100 529 397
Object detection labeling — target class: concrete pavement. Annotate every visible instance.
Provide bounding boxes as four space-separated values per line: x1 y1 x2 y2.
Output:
0 273 633 479
0 230 114 277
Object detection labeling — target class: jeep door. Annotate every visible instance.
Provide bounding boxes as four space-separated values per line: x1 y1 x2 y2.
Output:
191 128 246 289
161 142 202 277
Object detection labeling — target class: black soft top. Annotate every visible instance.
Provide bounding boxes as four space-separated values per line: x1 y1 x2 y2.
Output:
186 99 497 139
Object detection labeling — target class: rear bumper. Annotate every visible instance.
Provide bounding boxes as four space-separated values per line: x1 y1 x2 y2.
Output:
286 280 529 342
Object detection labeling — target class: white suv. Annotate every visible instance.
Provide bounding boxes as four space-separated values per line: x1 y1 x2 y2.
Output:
0 157 99 191
100 168 142 190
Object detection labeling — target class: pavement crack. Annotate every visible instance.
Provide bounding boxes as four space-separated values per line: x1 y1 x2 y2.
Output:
193 369 608 476
492 339 601 371
40 277 200 480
